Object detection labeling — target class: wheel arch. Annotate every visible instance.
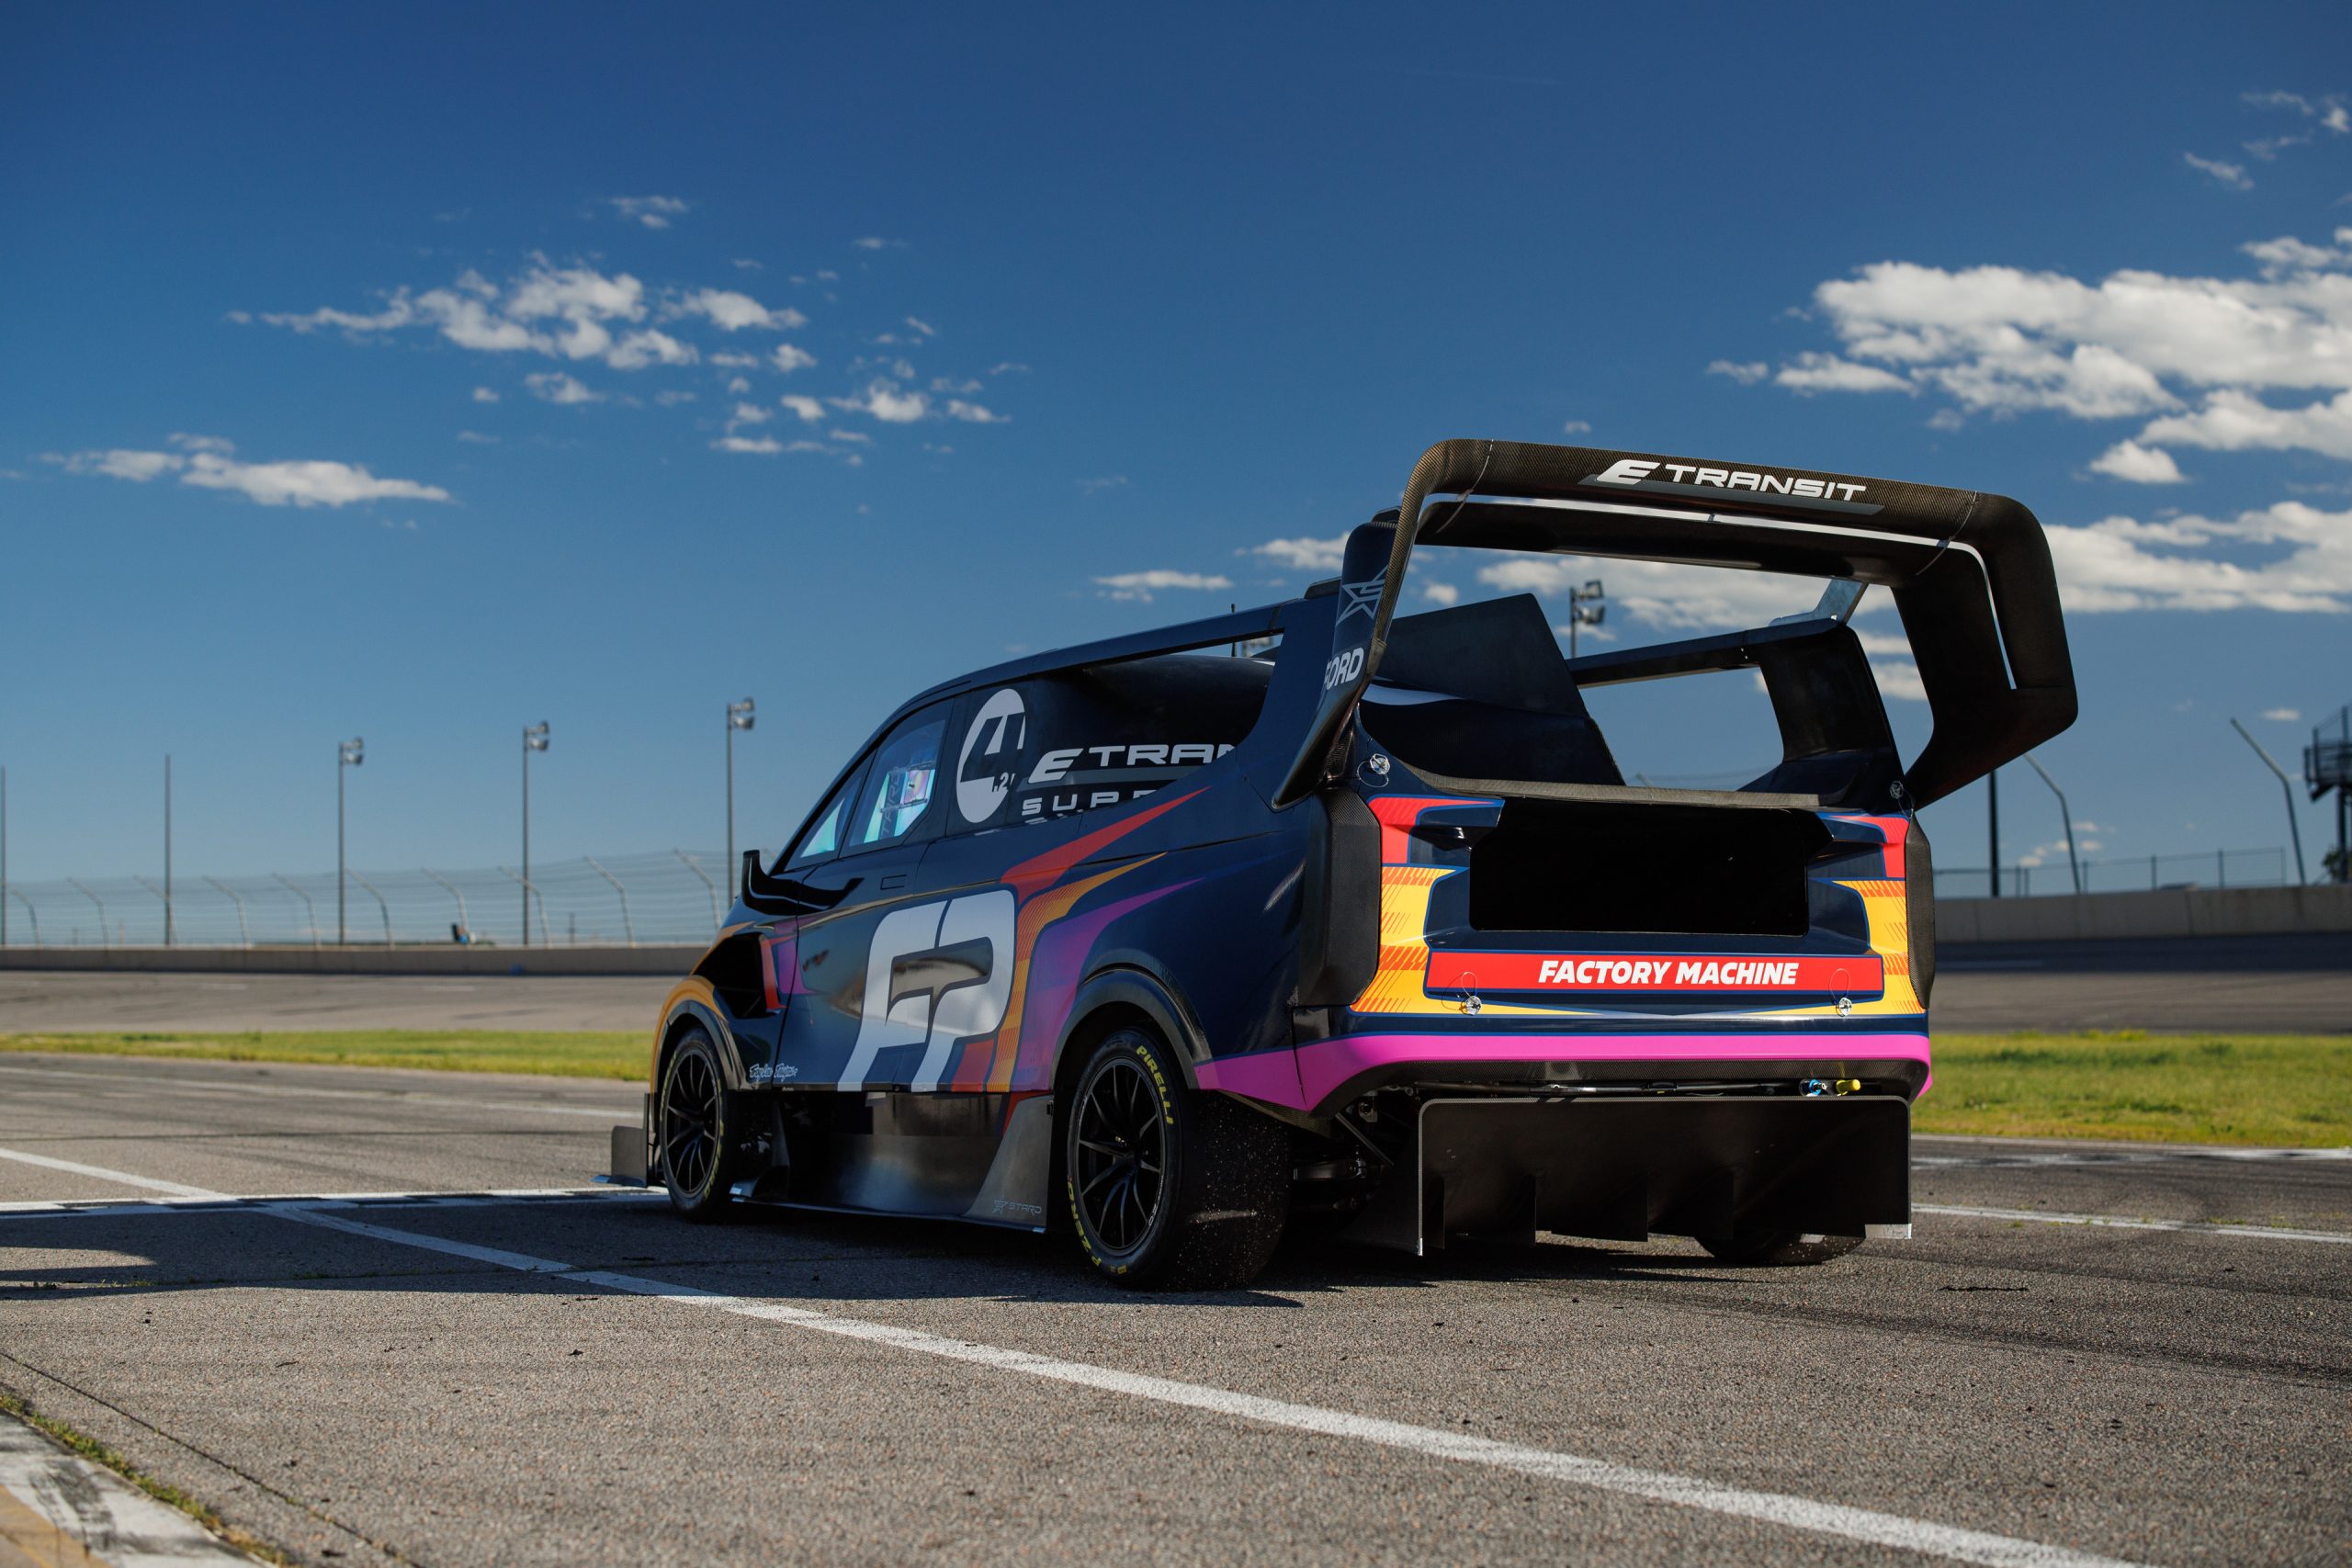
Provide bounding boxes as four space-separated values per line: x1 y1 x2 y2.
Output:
655 994 750 1094
1048 964 1208 1110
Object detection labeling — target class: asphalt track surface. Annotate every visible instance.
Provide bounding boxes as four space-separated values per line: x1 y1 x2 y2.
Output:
4 932 2348 1037
1 1055 2346 1566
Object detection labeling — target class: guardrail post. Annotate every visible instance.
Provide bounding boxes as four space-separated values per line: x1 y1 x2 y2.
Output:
420 869 469 942
272 873 320 948
500 867 551 947
204 876 250 945
583 856 634 946
134 875 171 943
347 868 394 946
66 878 107 948
674 850 720 932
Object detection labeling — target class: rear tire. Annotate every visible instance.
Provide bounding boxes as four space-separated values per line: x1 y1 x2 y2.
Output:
1700 1231 1862 1267
658 1030 741 1222
1064 1026 1287 1290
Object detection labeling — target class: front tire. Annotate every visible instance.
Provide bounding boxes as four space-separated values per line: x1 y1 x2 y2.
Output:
1699 1231 1862 1267
658 1030 740 1222
1064 1026 1287 1290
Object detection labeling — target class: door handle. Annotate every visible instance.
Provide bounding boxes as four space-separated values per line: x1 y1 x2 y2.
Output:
881 874 908 890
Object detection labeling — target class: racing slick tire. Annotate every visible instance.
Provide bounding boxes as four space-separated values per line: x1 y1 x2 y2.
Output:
1064 1025 1287 1290
1699 1231 1863 1267
657 1028 742 1223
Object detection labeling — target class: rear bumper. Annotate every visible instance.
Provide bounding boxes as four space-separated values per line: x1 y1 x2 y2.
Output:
1196 1030 1931 1117
1343 1093 1911 1255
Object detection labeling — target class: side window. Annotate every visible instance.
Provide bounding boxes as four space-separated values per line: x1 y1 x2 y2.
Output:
847 711 947 852
1009 656 1271 825
781 767 864 870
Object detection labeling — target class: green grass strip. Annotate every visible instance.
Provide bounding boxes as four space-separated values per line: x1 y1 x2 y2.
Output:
1918 1030 2350 1146
2 1027 2345 1147
0 1030 643 1080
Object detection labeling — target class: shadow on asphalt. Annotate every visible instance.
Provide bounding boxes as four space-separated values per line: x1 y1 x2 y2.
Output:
0 1194 1754 1311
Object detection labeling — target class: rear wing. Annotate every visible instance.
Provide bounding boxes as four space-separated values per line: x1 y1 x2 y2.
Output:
1278 438 2076 808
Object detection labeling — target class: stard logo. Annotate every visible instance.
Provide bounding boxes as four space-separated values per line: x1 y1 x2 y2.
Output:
1337 581 1383 622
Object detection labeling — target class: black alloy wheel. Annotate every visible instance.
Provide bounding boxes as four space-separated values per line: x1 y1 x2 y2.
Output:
1072 1053 1167 1256
659 1029 736 1221
1063 1025 1288 1289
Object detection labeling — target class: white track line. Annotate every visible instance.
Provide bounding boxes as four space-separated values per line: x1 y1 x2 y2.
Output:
262 1202 2154 1568
0 1186 660 1219
1917 1203 2352 1245
0 1061 632 1120
0 1146 220 1199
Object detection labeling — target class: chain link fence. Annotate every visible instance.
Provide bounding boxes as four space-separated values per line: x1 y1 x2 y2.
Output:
0 851 730 949
1932 846 2293 900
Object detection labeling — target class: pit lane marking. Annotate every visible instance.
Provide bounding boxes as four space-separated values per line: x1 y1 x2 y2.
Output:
0 1187 658 1220
0 1140 2150 1568
1916 1204 2352 1245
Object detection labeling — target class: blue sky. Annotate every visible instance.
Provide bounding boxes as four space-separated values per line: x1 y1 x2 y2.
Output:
4 3 2349 885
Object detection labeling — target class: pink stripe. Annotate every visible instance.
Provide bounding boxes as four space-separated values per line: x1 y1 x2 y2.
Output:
1202 1032 1931 1113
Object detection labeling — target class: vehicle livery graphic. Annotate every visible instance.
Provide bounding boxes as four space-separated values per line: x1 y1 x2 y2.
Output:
616 437 2077 1288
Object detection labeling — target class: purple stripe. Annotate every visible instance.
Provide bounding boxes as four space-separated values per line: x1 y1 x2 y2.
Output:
1199 1031 1932 1112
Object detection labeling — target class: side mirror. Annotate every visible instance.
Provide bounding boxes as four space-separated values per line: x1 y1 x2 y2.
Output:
741 849 761 903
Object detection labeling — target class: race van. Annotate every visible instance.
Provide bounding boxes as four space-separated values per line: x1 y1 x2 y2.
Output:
617 437 2076 1288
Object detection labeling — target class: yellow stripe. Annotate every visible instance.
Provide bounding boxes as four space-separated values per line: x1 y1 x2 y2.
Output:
0 1483 107 1568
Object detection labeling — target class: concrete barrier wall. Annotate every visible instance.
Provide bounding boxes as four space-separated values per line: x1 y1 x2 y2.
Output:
1939 884 2352 943
0 945 703 976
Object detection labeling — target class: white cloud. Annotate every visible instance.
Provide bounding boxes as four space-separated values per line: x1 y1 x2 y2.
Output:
1076 476 1128 494
2042 502 2352 612
2136 387 2352 461
725 377 750 395
609 196 688 229
708 351 759 368
673 288 807 332
905 316 937 337
771 343 818 373
944 399 1006 423
471 386 500 403
605 329 697 369
1734 231 2352 434
779 395 826 423
2088 439 2188 483
711 434 782 456
1851 629 1927 702
843 380 927 423
1476 554 1827 631
1706 359 1770 386
53 437 451 507
1420 581 1461 606
1246 536 1348 573
2262 706 2302 722
729 400 771 423
826 429 874 445
1093 569 1235 602
851 236 902 250
1560 419 1592 434
54 448 183 481
526 371 602 405
1773 352 1916 396
266 263 677 369
457 430 498 444
2185 152 2254 190
730 257 763 271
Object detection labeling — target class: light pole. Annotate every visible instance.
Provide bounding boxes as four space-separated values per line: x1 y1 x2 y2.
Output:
2 764 8 950
1986 768 2000 898
336 737 364 943
2230 717 2307 886
163 754 173 946
726 697 755 871
521 722 549 946
2023 754 2083 895
1565 580 1605 659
